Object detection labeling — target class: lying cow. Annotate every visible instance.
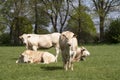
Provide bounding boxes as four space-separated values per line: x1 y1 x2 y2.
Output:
59 31 78 71
16 50 56 64
19 33 60 62
73 46 90 62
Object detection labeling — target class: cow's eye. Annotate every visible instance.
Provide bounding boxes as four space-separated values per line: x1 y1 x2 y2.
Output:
20 38 24 41
68 43 71 46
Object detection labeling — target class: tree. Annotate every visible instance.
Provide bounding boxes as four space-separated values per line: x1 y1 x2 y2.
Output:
66 6 96 44
1 0 33 45
41 0 70 32
34 0 39 34
0 1 6 34
65 0 96 44
29 0 50 34
105 18 120 43
92 0 120 42
0 25 6 35
66 12 96 43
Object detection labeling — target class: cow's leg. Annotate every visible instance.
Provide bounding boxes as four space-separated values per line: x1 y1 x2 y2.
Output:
64 61 68 71
62 53 68 71
70 51 77 62
71 62 73 71
72 51 77 59
65 56 70 71
25 43 29 50
55 46 60 62
26 43 33 50
32 46 38 51
68 60 73 71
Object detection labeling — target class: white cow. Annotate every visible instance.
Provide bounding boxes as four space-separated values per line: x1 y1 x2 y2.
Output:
16 50 56 64
19 33 60 62
73 46 90 62
59 31 78 71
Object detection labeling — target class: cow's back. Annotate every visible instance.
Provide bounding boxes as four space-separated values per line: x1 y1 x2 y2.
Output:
42 52 56 64
50 32 61 44
28 34 53 48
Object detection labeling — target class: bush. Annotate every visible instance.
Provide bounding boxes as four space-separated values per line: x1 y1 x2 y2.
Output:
0 33 10 45
105 18 120 43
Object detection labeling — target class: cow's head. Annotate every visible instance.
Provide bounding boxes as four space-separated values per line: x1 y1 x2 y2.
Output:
16 52 32 63
62 34 77 46
80 47 90 61
19 34 31 44
67 35 77 46
16 54 24 63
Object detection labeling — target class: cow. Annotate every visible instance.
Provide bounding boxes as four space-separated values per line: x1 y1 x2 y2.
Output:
19 33 60 62
73 46 90 62
59 31 78 71
16 50 56 64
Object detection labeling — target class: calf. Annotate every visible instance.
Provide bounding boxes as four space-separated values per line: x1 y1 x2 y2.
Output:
16 50 56 64
73 47 90 62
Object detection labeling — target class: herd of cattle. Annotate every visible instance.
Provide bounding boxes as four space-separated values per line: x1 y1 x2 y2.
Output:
16 31 90 71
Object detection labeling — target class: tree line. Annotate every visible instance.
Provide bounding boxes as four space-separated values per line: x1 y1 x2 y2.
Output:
0 0 120 45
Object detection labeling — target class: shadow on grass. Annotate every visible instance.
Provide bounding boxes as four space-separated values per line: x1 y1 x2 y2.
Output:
11 57 18 60
40 66 63 71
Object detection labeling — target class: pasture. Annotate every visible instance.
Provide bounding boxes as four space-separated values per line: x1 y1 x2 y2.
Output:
0 44 120 80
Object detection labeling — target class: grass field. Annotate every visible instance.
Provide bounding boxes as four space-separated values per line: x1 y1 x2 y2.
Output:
0 44 120 80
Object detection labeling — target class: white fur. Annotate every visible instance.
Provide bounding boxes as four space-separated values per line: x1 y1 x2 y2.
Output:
19 33 61 62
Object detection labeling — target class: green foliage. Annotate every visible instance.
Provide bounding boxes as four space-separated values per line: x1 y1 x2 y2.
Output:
29 0 50 31
12 16 33 34
0 33 10 45
0 45 120 80
0 25 6 34
37 27 50 34
10 16 32 45
105 18 120 43
66 7 96 43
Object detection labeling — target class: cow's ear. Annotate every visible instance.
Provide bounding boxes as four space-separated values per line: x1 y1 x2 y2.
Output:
73 34 77 37
61 34 69 40
62 34 68 40
19 36 22 39
81 46 86 50
27 36 31 38
81 46 84 49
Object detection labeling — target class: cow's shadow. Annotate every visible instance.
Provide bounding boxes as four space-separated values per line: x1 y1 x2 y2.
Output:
12 58 18 60
40 65 63 71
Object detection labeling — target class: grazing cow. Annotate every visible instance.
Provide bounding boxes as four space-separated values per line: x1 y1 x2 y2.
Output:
59 31 78 71
16 50 56 64
19 33 60 62
73 46 90 62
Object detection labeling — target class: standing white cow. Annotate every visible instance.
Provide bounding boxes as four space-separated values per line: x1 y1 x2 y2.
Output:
59 31 78 71
19 33 60 62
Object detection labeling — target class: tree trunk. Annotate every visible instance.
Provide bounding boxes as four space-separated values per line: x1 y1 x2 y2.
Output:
10 26 13 45
60 23 64 33
51 15 58 32
77 0 82 44
77 18 81 44
53 23 58 32
99 16 105 42
34 0 38 34
14 17 20 45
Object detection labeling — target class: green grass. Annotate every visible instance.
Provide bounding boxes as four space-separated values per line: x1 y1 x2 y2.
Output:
0 44 120 80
